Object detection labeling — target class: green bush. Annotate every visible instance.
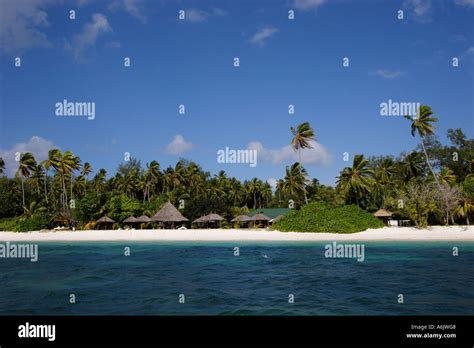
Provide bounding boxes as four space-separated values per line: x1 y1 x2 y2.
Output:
0 214 49 232
272 203 384 233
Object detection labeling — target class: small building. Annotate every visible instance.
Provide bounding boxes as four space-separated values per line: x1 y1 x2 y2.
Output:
231 215 252 228
96 215 115 230
151 202 189 229
373 209 393 225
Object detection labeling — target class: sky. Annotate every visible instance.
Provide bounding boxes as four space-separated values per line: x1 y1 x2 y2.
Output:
0 0 473 186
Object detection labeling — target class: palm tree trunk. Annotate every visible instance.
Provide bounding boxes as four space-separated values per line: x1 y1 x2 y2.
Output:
298 148 309 205
44 176 48 204
21 177 25 208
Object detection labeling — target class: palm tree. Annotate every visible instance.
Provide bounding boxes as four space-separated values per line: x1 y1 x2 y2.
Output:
281 162 307 204
290 122 315 204
93 169 107 192
455 195 474 225
0 157 5 176
404 106 441 187
16 152 37 208
439 167 456 185
80 162 92 195
399 152 424 182
336 154 373 206
143 160 160 202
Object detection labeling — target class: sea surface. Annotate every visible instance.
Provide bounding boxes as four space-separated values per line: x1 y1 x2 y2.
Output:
0 241 473 315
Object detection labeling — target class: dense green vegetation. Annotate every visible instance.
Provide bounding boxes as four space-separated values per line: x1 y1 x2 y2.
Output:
273 203 384 233
0 105 472 231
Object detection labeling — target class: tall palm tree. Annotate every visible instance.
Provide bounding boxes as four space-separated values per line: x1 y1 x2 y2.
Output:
16 152 37 208
290 122 315 204
93 169 107 192
80 162 92 195
404 106 441 187
336 154 373 206
0 157 5 176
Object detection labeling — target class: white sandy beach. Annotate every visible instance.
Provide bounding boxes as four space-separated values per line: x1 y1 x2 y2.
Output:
0 226 473 242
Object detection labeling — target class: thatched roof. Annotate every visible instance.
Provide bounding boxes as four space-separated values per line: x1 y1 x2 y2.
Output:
231 215 252 223
136 215 151 223
97 215 115 223
252 213 271 221
373 209 393 217
152 202 189 222
192 215 208 224
206 213 224 222
123 216 137 223
193 213 224 224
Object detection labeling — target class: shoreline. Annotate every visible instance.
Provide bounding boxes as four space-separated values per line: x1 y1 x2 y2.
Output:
0 226 473 242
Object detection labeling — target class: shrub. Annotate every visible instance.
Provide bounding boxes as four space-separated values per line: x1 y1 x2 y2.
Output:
272 203 384 233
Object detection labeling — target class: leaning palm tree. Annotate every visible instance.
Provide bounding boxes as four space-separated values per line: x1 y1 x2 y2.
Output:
290 122 315 204
439 167 456 185
404 106 441 188
16 152 37 208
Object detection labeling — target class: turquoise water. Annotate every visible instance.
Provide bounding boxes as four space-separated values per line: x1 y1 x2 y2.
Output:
0 241 472 315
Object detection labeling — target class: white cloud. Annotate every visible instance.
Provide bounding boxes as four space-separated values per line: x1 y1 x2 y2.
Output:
0 136 58 177
66 13 112 59
165 135 193 155
372 69 406 79
247 140 331 166
455 0 474 7
109 0 147 23
184 8 227 22
250 26 278 45
466 47 474 55
267 177 278 190
293 0 327 11
403 0 432 22
0 0 55 54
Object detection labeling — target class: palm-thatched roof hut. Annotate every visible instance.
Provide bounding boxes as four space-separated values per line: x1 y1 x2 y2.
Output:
192 213 224 228
96 215 115 229
252 213 271 228
123 216 137 224
231 215 252 223
136 215 151 223
152 202 188 229
373 209 393 225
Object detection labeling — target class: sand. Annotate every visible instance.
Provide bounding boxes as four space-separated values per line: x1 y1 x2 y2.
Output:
0 226 473 242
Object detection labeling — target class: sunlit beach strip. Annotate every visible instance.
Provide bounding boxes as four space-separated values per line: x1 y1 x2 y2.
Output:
0 226 473 242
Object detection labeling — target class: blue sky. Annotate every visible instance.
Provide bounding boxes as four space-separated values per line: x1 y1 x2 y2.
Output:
0 0 473 186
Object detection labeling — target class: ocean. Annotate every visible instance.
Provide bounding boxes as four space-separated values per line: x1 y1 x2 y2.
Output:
0 241 472 315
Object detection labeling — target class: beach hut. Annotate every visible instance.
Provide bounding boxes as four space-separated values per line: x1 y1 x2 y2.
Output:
252 213 271 228
123 216 137 228
96 215 115 230
192 213 224 228
373 209 393 225
135 215 151 229
231 214 252 228
151 202 189 229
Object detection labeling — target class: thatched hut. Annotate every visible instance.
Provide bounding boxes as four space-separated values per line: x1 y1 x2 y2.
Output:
373 209 393 225
231 214 252 228
123 216 137 228
151 202 189 229
192 213 224 228
251 213 271 228
136 215 151 229
96 215 115 230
